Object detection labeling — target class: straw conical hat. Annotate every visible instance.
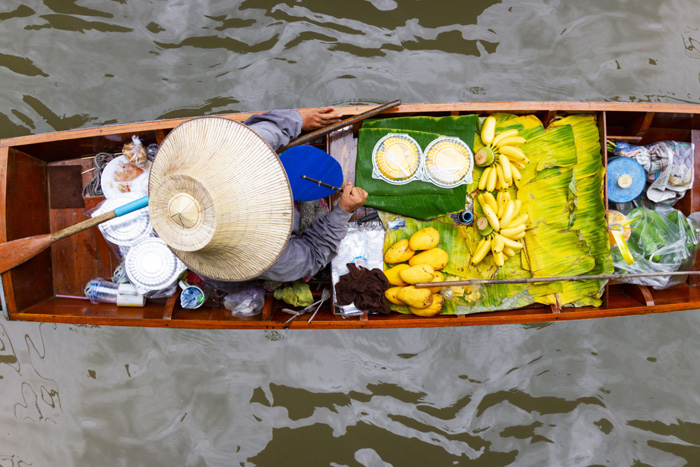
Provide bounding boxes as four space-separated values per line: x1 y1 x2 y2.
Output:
148 116 293 281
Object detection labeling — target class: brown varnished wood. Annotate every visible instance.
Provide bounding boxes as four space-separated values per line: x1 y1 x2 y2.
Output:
4 148 53 312
543 111 557 128
606 135 644 142
10 290 700 329
4 102 700 156
155 129 167 145
4 102 700 328
0 234 53 275
327 127 357 184
625 112 655 137
621 283 655 307
163 294 177 320
50 197 119 296
261 293 274 321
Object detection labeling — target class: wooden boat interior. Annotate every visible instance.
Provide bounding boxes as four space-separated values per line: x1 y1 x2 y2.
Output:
1 102 700 328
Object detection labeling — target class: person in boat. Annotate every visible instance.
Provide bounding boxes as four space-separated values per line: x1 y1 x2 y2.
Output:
216 106 369 284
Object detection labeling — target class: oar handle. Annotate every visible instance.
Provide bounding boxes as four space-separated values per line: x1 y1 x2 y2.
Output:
115 196 149 216
277 100 401 153
51 196 149 242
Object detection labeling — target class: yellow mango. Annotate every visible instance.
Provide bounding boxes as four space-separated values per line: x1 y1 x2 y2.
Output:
384 264 411 286
399 264 435 284
408 247 449 270
384 239 415 264
397 286 433 309
429 271 445 293
410 294 445 317
409 227 440 251
385 287 407 306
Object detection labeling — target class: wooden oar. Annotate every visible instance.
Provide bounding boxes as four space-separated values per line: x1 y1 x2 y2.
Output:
277 100 401 153
0 196 148 274
415 270 700 288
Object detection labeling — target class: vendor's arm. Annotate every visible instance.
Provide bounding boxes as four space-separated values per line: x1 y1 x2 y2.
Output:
258 182 368 282
245 107 342 151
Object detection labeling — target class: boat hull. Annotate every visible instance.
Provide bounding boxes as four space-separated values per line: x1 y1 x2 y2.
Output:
2 102 700 329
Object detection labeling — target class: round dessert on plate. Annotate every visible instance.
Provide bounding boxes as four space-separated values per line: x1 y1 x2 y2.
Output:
424 137 473 187
372 134 421 183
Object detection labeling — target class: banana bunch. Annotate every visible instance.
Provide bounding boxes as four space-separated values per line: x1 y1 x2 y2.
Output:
471 191 530 267
476 116 529 191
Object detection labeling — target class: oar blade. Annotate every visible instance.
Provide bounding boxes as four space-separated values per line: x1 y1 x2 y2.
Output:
0 234 53 274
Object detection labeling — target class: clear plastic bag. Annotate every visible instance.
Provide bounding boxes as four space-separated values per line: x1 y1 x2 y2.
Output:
222 285 265 317
611 206 700 289
331 221 386 317
122 136 148 167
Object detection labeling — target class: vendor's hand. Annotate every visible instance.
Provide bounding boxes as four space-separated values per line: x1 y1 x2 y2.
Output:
298 106 342 131
338 182 368 213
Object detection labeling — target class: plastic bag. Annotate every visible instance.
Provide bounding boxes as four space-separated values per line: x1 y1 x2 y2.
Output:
122 136 148 167
331 220 386 317
611 206 699 289
222 284 265 317
614 141 695 205
273 280 313 307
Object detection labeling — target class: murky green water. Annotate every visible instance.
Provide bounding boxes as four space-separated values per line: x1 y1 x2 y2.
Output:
2 1 700 465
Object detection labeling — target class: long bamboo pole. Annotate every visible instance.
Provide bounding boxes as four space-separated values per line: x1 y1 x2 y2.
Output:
277 100 401 153
415 270 700 288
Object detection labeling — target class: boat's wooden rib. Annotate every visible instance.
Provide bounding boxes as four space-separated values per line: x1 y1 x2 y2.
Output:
2 102 700 329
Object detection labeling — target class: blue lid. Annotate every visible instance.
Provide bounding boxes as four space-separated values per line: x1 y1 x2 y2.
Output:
279 146 344 201
607 157 646 203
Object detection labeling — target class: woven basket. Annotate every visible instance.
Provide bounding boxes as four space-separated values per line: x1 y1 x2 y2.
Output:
149 117 293 281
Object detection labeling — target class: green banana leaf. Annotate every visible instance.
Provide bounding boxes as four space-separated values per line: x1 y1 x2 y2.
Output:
356 115 477 219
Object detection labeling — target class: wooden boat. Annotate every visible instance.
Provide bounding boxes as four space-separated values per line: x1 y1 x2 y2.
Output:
1 102 700 329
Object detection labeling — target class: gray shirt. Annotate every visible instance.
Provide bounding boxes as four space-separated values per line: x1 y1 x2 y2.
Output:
206 109 352 287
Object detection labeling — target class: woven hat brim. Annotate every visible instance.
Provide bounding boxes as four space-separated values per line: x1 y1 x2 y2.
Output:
148 116 293 281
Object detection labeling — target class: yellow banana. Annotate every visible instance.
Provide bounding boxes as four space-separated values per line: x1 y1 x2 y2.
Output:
509 231 527 240
481 116 496 146
514 199 522 214
496 200 506 220
500 224 526 238
473 237 486 256
512 160 526 170
499 145 528 163
493 234 505 253
502 246 516 257
499 153 513 184
483 192 499 213
502 236 524 250
507 213 529 229
471 237 492 265
491 129 519 147
478 167 489 190
495 163 507 189
496 191 504 210
486 164 498 192
504 190 511 204
511 163 522 182
496 136 526 147
477 193 486 212
493 251 505 267
500 200 516 228
482 204 500 231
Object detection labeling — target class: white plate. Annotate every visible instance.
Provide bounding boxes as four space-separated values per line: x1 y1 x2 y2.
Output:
92 192 152 247
101 155 151 198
